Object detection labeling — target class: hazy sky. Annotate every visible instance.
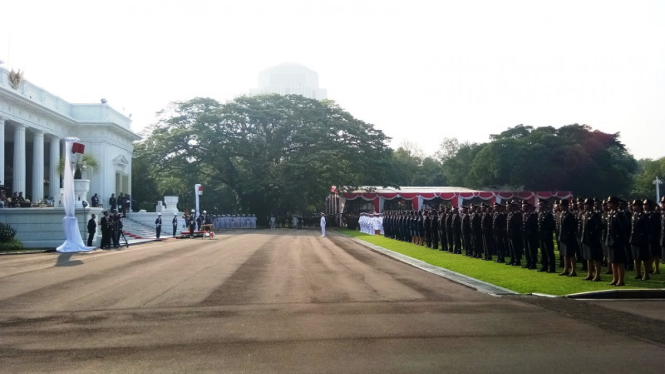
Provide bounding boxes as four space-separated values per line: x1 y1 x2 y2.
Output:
1 0 663 159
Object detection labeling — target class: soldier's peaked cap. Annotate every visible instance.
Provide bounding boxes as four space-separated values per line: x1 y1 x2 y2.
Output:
559 199 570 206
583 198 594 205
509 200 520 206
661 196 665 204
538 199 549 204
644 199 656 206
631 199 643 206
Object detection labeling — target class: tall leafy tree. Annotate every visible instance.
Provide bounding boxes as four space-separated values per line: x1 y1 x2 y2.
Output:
134 94 393 221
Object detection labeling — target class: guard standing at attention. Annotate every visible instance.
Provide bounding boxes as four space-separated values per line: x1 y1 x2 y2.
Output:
507 201 523 266
537 199 556 273
155 212 162 240
581 198 604 281
558 200 579 276
471 205 483 258
481 203 494 261
188 210 197 238
493 203 508 263
172 213 179 237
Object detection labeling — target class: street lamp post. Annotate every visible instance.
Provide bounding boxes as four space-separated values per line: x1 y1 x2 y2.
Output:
654 177 663 202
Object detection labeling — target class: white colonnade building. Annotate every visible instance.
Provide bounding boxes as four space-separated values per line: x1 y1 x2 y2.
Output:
0 67 140 204
0 67 141 247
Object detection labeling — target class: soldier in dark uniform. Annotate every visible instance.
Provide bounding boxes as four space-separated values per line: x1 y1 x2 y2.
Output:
553 200 563 268
461 205 472 256
430 209 439 250
581 198 604 281
109 193 117 211
619 199 634 271
452 207 462 254
445 206 455 253
575 198 588 272
100 211 110 249
481 203 494 261
522 201 539 269
630 200 651 280
438 208 447 251
507 200 523 266
644 199 661 274
606 196 628 286
558 199 578 276
470 205 483 258
493 203 508 263
417 211 425 246
537 199 556 273
424 210 432 248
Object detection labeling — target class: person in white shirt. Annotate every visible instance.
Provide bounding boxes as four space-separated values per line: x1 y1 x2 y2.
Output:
292 216 299 229
320 213 326 237
270 215 276 229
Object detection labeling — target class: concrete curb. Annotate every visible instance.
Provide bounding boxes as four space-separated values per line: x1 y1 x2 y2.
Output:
346 236 519 296
565 289 665 299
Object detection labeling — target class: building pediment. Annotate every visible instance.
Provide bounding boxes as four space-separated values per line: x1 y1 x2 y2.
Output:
113 154 129 173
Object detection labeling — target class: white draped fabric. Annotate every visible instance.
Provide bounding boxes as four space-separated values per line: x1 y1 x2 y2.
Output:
56 137 95 253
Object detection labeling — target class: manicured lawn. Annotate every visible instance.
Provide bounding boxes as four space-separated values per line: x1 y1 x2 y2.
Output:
337 229 665 295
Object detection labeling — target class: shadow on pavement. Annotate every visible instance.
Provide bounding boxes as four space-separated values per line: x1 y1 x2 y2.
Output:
54 253 84 267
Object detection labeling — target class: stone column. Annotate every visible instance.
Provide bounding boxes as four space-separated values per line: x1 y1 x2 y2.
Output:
32 131 45 202
0 117 5 187
49 137 60 201
13 123 27 195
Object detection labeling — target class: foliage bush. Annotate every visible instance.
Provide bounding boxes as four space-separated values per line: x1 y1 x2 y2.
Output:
0 222 17 242
0 239 23 250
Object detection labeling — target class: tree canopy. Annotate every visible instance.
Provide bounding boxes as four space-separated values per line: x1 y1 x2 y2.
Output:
439 124 638 198
133 94 394 220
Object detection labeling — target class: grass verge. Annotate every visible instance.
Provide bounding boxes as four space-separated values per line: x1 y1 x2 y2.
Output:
337 228 665 295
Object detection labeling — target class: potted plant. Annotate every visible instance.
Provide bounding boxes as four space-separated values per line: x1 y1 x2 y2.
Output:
57 154 99 179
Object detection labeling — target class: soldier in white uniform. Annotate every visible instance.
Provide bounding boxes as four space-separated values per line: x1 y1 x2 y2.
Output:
292 215 299 229
320 213 326 237
270 215 276 229
251 214 257 229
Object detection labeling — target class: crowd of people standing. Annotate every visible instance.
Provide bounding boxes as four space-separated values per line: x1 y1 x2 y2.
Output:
379 196 665 287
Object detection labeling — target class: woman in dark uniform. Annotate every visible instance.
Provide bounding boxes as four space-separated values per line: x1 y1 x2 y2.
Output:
558 199 579 277
606 196 628 286
581 198 604 281
630 200 651 280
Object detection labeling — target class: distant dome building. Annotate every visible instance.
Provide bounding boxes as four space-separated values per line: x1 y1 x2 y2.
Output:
250 63 327 100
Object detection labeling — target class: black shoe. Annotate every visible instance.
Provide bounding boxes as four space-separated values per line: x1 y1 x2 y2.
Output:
537 267 547 272
496 259 505 263
505 261 514 265
547 268 556 273
512 261 521 267
529 265 537 270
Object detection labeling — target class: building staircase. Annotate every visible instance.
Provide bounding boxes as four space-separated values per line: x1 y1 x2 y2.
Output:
121 217 156 240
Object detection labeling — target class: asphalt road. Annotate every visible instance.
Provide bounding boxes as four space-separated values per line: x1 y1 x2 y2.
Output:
1 229 664 373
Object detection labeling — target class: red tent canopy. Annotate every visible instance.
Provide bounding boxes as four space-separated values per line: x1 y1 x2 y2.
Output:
340 186 572 212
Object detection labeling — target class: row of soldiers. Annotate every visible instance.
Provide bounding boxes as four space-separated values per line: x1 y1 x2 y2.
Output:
100 210 126 249
212 214 257 230
381 196 664 286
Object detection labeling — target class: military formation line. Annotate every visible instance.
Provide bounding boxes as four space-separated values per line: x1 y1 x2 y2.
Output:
362 196 665 287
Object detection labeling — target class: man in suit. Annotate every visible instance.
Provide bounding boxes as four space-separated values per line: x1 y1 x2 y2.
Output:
87 214 97 247
481 203 494 261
